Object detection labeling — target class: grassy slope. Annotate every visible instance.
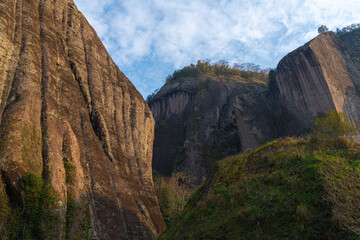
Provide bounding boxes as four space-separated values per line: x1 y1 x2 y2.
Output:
159 137 360 240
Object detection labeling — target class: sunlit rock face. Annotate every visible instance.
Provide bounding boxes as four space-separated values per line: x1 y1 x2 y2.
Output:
272 31 360 136
0 0 166 239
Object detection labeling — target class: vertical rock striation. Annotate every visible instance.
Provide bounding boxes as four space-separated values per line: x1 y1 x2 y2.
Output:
149 77 273 183
272 32 360 135
0 0 166 239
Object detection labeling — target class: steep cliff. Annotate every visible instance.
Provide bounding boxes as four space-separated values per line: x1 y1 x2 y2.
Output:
272 31 360 136
151 31 360 185
0 0 166 239
149 71 274 183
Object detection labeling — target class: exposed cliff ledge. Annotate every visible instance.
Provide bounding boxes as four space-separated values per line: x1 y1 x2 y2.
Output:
151 90 191 120
272 32 360 136
149 77 274 183
0 0 165 239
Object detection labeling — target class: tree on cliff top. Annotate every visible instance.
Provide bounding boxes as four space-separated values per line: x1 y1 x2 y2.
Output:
318 25 329 34
165 60 269 83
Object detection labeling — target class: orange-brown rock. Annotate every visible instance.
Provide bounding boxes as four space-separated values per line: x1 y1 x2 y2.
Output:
0 0 166 239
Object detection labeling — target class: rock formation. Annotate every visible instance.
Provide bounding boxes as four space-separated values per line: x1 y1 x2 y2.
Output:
272 31 360 136
0 0 166 239
149 75 274 183
151 31 360 183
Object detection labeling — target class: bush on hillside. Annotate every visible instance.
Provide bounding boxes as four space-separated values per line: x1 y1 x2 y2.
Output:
312 110 358 139
153 172 197 226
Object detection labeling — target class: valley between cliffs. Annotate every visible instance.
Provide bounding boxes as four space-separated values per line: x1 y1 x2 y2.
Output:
1 0 360 239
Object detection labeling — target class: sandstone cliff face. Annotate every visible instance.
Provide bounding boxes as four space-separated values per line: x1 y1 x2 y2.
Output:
272 32 360 135
0 0 166 239
150 76 274 183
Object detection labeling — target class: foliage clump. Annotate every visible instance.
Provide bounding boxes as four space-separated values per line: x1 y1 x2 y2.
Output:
318 25 329 34
146 88 160 103
336 23 360 36
1 173 60 240
312 110 358 139
153 171 198 226
165 60 270 83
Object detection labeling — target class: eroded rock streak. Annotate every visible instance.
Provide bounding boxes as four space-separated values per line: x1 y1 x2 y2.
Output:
0 0 166 239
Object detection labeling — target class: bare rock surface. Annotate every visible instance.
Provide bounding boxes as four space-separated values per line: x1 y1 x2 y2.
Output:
0 0 166 239
149 76 274 183
272 32 360 135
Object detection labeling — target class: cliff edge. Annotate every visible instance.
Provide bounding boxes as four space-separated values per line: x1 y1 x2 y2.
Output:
272 31 360 136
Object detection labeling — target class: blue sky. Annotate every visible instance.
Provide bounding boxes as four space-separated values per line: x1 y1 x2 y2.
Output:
73 0 360 98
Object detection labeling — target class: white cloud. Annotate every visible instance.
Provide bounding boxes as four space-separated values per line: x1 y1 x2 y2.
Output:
73 0 360 97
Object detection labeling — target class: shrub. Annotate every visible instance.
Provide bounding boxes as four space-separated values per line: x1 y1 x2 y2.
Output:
21 173 59 239
312 110 358 139
154 172 197 226
2 173 60 239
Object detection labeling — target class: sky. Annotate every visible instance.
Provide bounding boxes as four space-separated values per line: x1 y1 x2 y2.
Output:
73 0 360 98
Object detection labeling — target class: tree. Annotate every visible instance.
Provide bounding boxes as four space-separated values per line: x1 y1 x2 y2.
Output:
146 88 160 103
318 25 329 34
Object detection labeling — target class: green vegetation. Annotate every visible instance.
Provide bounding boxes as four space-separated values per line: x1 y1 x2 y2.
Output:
20 124 43 174
154 172 198 226
146 88 160 103
312 110 358 139
318 25 329 34
159 112 360 239
336 23 360 36
63 160 93 240
1 173 60 240
65 199 92 240
165 60 269 84
160 137 360 239
0 164 92 239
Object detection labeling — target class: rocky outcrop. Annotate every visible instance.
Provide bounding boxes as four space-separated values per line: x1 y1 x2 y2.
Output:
149 76 274 183
272 32 360 135
151 31 360 184
0 0 166 239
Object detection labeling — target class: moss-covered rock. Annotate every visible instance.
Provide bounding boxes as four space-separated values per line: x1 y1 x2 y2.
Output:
0 173 60 240
159 137 360 239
